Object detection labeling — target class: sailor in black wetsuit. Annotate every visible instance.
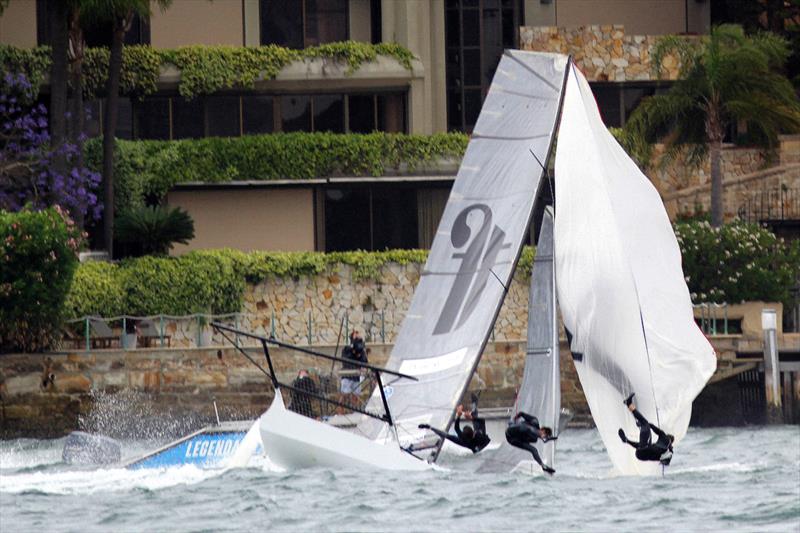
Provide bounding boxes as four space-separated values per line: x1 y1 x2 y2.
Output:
418 394 491 454
505 412 557 474
618 393 674 466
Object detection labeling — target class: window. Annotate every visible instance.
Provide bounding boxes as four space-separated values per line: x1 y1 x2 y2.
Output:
172 97 204 139
129 91 406 139
207 96 241 137
588 82 667 128
445 0 524 132
323 186 420 252
242 96 275 134
38 0 150 46
260 0 348 48
281 95 312 132
313 94 345 133
135 97 170 140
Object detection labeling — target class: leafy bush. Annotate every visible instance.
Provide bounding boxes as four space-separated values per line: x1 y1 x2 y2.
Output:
0 207 82 352
83 132 468 214
0 42 416 100
675 221 800 307
115 205 195 256
63 261 125 318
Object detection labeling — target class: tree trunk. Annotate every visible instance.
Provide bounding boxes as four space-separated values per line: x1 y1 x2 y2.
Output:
102 17 129 257
709 140 723 227
68 8 85 227
49 0 69 176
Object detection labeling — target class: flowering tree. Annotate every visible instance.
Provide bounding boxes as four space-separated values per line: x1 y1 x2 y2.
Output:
675 220 800 307
0 72 100 220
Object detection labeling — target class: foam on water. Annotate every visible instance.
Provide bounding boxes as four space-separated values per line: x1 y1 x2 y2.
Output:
1 426 798 532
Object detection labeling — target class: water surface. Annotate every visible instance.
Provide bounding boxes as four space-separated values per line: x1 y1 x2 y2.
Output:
1 426 798 532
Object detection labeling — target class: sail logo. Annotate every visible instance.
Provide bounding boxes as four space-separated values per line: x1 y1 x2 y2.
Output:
434 204 510 335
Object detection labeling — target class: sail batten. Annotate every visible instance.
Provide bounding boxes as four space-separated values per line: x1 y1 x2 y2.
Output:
357 51 569 454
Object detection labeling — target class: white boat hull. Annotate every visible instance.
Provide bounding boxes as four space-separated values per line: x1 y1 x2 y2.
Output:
259 391 430 471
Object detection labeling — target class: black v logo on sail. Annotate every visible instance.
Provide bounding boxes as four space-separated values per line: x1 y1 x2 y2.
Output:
433 204 510 335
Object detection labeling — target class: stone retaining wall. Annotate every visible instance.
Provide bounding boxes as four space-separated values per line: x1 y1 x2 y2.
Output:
0 340 586 439
520 24 683 81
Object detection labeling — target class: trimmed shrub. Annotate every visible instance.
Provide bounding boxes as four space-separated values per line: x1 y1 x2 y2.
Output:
0 42 416 100
64 247 541 320
1 207 82 352
675 221 800 307
63 261 125 319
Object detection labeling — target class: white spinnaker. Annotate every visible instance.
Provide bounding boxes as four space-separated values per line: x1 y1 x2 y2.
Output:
554 63 716 475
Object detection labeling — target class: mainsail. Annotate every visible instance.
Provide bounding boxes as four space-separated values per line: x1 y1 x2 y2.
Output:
479 206 560 473
358 51 569 453
554 62 716 475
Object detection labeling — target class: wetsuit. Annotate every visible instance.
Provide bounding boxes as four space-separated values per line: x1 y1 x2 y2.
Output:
420 400 491 453
619 408 673 464
505 412 556 473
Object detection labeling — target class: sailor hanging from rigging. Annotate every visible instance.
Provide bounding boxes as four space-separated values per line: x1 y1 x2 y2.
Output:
618 393 675 466
418 393 491 454
505 411 557 474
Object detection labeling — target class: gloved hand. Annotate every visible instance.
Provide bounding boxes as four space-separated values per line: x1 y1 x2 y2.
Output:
418 423 430 429
618 428 627 443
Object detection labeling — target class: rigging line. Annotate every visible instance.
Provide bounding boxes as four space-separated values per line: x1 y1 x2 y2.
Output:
489 268 508 293
529 147 555 209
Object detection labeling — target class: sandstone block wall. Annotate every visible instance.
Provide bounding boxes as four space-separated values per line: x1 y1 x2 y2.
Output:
0 340 588 439
520 24 684 81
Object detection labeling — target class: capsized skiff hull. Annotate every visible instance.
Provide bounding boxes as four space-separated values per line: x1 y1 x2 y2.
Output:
259 391 430 471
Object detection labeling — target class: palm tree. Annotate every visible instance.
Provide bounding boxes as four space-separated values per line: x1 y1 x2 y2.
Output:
625 24 800 227
82 0 171 257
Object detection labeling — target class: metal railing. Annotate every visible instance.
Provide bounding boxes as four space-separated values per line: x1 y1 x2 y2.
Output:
693 303 730 335
61 310 395 351
737 187 800 224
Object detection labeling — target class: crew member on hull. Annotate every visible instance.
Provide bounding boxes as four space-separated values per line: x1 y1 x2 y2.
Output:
505 411 557 474
418 394 491 454
618 393 674 466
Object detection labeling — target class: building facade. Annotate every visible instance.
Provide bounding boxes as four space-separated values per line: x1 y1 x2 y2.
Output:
1 0 711 253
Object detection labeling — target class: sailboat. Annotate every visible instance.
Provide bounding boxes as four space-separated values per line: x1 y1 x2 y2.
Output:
553 62 717 475
478 206 563 474
254 50 570 470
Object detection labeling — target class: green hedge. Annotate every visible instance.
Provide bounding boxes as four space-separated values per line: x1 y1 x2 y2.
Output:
0 41 416 100
676 221 800 307
1 207 82 352
83 132 469 214
66 248 521 318
63 221 800 321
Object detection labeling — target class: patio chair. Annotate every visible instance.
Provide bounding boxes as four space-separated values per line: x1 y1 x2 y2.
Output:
89 317 118 349
137 318 171 348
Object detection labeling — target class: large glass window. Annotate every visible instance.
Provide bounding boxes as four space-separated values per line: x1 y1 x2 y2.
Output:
172 97 204 139
260 0 348 48
129 91 406 139
134 97 170 140
242 96 275 134
313 94 345 133
445 0 523 132
323 185 421 252
281 95 312 132
207 96 241 137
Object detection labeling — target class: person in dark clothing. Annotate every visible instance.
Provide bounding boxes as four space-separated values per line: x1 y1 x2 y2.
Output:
289 369 318 418
340 330 368 395
505 411 557 474
418 394 491 454
618 393 674 465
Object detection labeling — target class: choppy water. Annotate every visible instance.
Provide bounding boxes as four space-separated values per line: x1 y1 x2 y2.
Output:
1 426 798 532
